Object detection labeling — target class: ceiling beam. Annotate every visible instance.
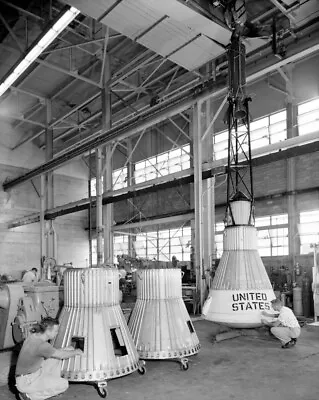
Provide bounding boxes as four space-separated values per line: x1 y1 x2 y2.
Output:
3 24 319 190
268 0 297 25
12 52 160 149
113 212 195 230
7 133 319 228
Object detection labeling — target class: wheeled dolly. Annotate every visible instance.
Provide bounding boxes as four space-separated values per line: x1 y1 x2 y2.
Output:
179 357 189 371
96 380 108 398
137 359 147 375
93 361 146 398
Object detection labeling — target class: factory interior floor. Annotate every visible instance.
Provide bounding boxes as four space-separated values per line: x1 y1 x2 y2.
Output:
1 319 319 400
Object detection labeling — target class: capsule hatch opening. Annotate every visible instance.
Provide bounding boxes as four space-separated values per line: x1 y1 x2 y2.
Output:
71 336 85 351
110 327 128 356
187 320 195 333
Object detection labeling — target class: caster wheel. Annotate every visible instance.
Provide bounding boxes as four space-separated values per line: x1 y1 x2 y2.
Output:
138 366 146 375
97 387 108 398
181 362 189 371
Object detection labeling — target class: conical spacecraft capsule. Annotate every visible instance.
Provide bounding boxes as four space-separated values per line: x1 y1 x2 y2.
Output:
202 197 275 328
128 267 200 362
54 267 142 392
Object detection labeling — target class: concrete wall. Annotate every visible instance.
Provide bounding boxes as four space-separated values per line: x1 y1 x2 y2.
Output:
0 120 89 279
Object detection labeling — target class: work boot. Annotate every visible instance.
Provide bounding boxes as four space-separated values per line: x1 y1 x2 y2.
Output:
281 340 296 349
18 393 30 400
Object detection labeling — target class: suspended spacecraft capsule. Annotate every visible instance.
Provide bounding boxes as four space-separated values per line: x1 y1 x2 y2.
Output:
54 268 144 398
202 197 275 328
128 266 200 369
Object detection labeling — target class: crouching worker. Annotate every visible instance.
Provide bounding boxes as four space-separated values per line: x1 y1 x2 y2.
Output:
15 317 83 400
261 298 301 349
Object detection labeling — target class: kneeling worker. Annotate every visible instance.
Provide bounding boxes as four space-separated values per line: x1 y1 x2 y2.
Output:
261 298 301 349
15 317 83 400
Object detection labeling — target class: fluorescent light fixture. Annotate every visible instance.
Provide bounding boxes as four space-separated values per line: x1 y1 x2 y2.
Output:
4 74 17 87
0 83 8 97
0 6 80 98
52 8 79 32
13 59 32 76
25 45 46 62
37 30 58 49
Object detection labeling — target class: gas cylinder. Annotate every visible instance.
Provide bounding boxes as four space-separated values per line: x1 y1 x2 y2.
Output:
302 273 311 318
293 286 303 316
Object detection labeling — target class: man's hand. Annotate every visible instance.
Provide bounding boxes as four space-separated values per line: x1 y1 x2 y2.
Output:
74 349 84 356
63 346 74 351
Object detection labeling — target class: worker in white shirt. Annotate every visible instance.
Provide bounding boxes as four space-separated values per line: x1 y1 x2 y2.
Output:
261 298 301 349
22 268 38 284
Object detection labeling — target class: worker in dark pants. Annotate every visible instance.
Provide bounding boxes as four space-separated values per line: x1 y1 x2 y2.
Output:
15 317 83 400
261 298 301 349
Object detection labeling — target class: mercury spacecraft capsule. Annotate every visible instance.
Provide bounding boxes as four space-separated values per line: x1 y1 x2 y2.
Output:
202 197 276 328
54 267 145 398
128 266 200 370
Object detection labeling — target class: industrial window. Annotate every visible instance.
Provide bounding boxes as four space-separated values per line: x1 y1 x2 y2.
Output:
134 144 191 184
214 110 287 160
256 214 288 257
90 167 128 195
112 167 128 190
215 222 225 258
91 234 129 265
297 97 319 136
298 210 319 254
134 226 191 262
114 235 129 256
214 214 288 257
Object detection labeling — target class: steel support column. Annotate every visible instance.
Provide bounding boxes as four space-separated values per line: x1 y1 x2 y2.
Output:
126 139 136 257
96 147 104 266
192 102 205 311
40 174 46 279
202 96 216 292
285 66 299 264
46 100 56 262
46 100 54 211
40 100 55 276
102 53 113 266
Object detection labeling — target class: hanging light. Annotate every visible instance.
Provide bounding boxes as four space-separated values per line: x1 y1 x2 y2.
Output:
0 6 80 97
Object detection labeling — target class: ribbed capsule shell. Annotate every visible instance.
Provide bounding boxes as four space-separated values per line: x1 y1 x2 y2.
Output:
128 268 200 359
229 200 251 225
54 268 139 382
202 201 275 328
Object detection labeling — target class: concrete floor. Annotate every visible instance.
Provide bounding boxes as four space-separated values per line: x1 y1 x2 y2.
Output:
1 320 319 400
